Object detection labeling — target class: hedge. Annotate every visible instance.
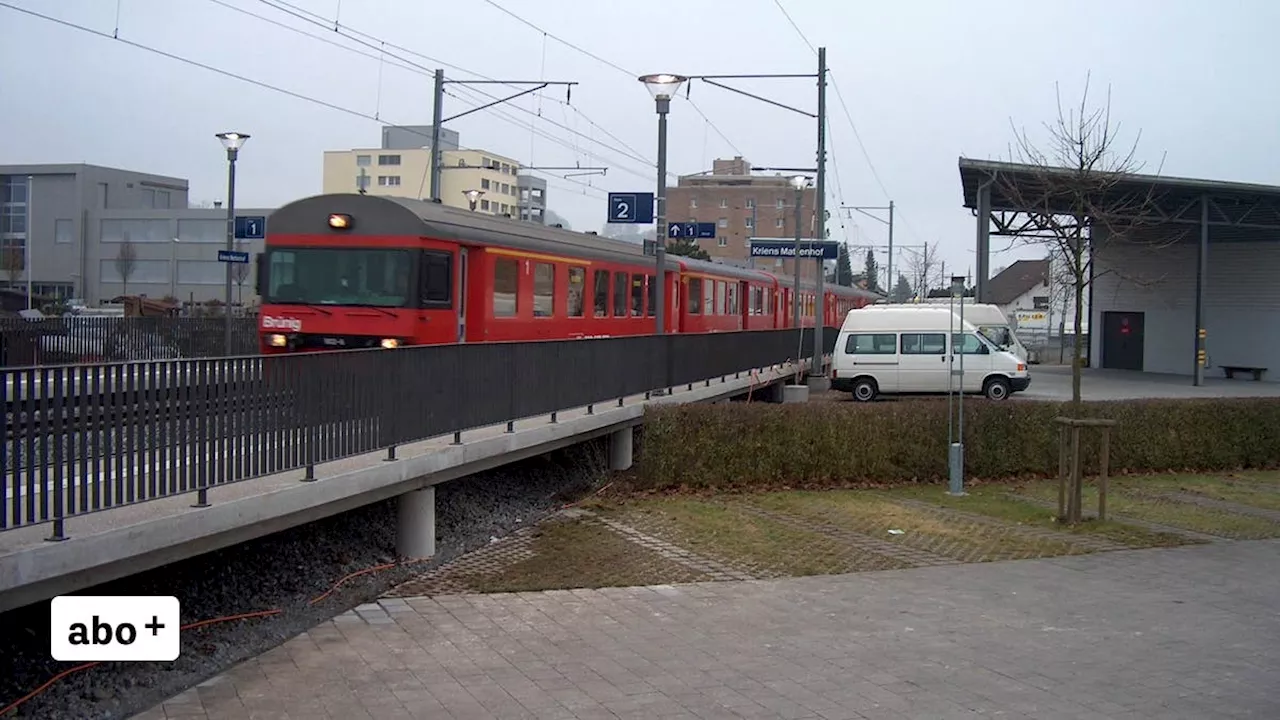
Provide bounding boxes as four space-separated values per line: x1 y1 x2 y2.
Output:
636 398 1280 490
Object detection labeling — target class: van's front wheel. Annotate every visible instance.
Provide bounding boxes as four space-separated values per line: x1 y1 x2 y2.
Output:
851 377 879 402
983 377 1011 401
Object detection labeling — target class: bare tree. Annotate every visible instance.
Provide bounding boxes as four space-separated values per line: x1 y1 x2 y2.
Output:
905 241 940 299
231 240 251 305
992 75 1175 410
115 236 138 295
1 245 22 288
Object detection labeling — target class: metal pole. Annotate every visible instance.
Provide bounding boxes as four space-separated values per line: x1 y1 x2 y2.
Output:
429 69 444 202
1194 195 1208 386
654 96 670 336
948 291 955 447
949 286 966 496
170 238 178 300
24 175 33 310
223 148 237 356
792 186 802 332
886 200 895 294
812 46 827 379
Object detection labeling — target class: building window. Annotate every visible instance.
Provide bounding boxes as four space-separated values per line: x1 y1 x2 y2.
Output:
500 203 509 214
177 218 223 243
745 216 754 230
690 197 698 208
356 155 371 166
1033 296 1050 310
746 198 755 209
480 199 490 211
377 154 401 165
377 175 401 186
481 178 490 190
775 217 785 228
493 258 518 317
501 183 510 194
718 217 727 228
55 219 73 244
533 262 554 317
718 237 727 247
776 198 785 209
719 198 728 208
501 163 511 174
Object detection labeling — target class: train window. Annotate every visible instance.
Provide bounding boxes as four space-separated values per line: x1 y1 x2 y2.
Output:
533 262 554 317
702 278 714 316
727 283 739 315
645 274 656 317
593 269 609 317
419 250 452 309
630 273 644 317
715 281 726 315
613 271 628 317
493 258 518 317
567 266 586 317
688 278 702 314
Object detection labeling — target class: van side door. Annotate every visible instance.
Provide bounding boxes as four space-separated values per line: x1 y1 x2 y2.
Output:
898 332 948 392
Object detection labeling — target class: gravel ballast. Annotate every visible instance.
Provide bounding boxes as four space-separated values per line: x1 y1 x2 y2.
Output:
0 438 609 720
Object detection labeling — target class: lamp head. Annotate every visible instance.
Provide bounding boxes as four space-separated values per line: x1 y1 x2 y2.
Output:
789 175 811 191
638 73 688 100
950 275 966 294
216 132 250 151
464 189 484 201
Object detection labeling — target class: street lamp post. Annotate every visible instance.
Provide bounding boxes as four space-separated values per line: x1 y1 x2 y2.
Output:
790 175 811 374
463 189 485 211
216 131 248 356
948 274 968 496
639 73 687 337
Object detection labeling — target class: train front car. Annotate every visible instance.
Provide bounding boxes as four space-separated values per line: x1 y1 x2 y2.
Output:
255 194 458 353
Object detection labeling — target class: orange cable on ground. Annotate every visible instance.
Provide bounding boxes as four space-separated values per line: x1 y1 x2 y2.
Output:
0 557 426 717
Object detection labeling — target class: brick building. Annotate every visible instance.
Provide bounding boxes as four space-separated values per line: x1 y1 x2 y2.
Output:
666 157 820 280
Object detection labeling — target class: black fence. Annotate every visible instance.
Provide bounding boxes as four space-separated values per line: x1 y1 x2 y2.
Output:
0 317 261 368
1 328 837 535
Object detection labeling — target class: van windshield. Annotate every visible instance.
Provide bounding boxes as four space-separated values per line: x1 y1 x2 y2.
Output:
978 325 1014 349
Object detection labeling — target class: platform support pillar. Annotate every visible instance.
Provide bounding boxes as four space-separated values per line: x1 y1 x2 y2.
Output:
609 427 634 471
396 486 436 559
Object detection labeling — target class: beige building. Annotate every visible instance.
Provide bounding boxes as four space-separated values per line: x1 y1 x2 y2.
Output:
321 147 525 216
666 156 821 281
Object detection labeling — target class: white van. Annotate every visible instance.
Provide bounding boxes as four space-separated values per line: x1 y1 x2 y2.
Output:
830 306 1031 401
879 301 1029 362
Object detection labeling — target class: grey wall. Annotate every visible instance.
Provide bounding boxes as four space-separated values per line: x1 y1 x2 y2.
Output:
1090 234 1280 381
381 125 459 151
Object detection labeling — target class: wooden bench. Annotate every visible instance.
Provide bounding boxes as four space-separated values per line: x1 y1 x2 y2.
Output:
1221 365 1267 381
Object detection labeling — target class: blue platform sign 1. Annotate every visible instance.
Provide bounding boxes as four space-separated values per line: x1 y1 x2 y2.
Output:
217 250 251 264
749 240 840 260
607 192 654 224
234 215 267 240
667 222 717 239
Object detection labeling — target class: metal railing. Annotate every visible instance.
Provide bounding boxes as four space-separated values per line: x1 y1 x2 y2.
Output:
2 328 837 536
0 317 261 368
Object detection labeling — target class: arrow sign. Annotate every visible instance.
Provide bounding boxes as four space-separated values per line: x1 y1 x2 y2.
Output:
669 223 684 238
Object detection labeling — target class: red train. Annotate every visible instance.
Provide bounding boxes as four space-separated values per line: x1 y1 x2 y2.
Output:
253 193 882 353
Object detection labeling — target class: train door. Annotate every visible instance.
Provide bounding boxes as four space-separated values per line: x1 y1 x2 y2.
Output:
457 247 469 342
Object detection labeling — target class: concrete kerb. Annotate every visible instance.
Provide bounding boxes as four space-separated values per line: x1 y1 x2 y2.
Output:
0 361 804 613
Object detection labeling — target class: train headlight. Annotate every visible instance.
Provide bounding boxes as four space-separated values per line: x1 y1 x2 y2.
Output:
327 213 353 230
268 334 288 347
380 338 400 349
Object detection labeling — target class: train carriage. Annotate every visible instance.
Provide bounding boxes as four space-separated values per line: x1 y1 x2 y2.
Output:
255 193 880 353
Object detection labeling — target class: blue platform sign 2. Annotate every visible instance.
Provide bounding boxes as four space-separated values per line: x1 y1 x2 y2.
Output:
217 250 251 264
607 192 654 224
234 215 267 240
749 240 840 260
667 222 717 239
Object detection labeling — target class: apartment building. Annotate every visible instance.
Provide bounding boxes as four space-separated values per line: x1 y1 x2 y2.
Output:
517 174 547 224
665 157 821 280
321 146 525 217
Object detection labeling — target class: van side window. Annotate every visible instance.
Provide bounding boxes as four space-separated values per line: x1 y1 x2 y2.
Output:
951 333 989 354
901 333 946 354
845 333 897 354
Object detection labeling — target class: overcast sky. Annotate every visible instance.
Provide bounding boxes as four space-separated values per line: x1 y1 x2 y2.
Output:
4 0 1278 283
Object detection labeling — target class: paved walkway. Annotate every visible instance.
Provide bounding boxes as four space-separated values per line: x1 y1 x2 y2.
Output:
141 540 1280 719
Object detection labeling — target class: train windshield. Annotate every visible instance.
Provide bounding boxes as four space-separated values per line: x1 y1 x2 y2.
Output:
265 247 412 307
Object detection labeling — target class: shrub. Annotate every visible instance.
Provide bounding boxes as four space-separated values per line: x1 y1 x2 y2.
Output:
636 398 1280 490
